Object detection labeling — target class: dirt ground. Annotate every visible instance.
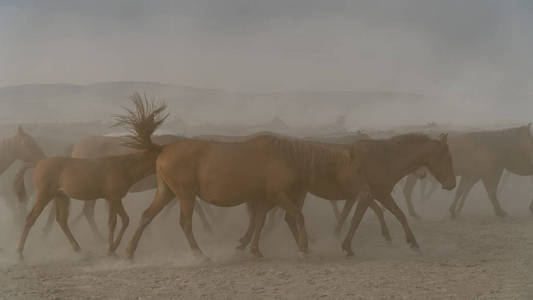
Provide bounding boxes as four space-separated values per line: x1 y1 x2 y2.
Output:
1 183 533 299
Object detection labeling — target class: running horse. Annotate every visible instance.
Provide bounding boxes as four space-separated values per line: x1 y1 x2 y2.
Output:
17 93 168 259
125 134 371 260
401 124 533 218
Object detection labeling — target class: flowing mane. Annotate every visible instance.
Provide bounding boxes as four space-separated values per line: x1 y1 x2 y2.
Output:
258 135 350 174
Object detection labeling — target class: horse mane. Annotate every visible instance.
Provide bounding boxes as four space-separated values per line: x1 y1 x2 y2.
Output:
113 92 168 152
260 135 350 173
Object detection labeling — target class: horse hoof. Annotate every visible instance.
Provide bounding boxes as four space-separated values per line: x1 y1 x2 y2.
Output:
410 246 423 255
107 251 119 258
250 249 264 258
298 251 308 260
194 255 211 264
383 235 392 243
496 210 508 218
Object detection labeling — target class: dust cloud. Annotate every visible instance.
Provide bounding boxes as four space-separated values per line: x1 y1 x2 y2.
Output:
1 1 533 299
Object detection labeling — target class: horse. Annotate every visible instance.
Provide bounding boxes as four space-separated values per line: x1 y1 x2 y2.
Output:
235 132 393 250
38 134 214 239
17 93 167 259
125 134 371 260
401 124 533 218
0 126 45 222
336 133 456 256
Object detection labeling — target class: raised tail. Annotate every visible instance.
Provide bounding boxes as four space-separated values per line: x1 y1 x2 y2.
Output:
13 162 35 203
113 92 168 153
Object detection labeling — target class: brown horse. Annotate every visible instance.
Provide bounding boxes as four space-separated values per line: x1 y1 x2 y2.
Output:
126 134 370 260
39 134 213 239
0 126 45 174
0 127 45 222
402 124 533 218
336 133 456 256
17 93 167 259
236 134 392 251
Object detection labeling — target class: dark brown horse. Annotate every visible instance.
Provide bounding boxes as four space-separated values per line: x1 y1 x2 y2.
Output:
402 124 533 218
337 133 456 256
125 134 371 260
17 93 167 259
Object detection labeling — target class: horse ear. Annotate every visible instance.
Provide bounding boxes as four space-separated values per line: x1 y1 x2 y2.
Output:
439 133 448 144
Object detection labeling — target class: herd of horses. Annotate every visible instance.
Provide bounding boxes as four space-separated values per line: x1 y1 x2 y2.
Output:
2 93 533 262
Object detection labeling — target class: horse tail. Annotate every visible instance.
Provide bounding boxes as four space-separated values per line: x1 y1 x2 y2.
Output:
13 162 35 203
112 92 168 153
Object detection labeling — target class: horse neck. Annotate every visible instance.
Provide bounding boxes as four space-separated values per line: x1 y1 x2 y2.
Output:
0 137 17 174
118 151 159 185
386 141 432 184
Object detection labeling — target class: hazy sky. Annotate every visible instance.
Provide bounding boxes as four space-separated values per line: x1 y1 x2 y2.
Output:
1 0 532 97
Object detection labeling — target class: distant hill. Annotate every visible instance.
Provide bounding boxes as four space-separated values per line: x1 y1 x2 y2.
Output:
0 81 429 126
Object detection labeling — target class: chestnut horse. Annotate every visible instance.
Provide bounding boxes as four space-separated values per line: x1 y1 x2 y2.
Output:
17 93 167 259
402 124 533 218
336 133 456 256
126 134 370 259
39 134 213 239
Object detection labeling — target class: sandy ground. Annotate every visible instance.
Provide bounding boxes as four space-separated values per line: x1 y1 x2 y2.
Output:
1 184 533 299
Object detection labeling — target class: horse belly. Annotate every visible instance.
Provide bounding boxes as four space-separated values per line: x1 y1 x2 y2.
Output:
58 166 103 200
198 158 266 207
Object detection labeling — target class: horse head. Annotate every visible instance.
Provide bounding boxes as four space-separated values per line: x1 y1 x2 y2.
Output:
426 133 456 190
14 126 45 163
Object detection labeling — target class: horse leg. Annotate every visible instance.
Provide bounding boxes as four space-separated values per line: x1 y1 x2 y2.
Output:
17 191 54 259
193 199 213 234
161 197 178 218
81 200 105 242
449 176 476 218
329 200 341 222
110 199 129 253
177 192 208 260
264 206 282 233
106 200 118 255
276 192 308 254
237 201 256 250
368 199 391 242
334 198 356 236
481 170 506 217
423 179 439 202
42 200 56 236
455 178 477 215
402 174 420 218
341 196 371 256
55 194 81 252
126 180 174 259
250 201 268 258
378 194 420 251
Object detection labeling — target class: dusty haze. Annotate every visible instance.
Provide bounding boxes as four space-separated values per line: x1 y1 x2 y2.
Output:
1 1 533 299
